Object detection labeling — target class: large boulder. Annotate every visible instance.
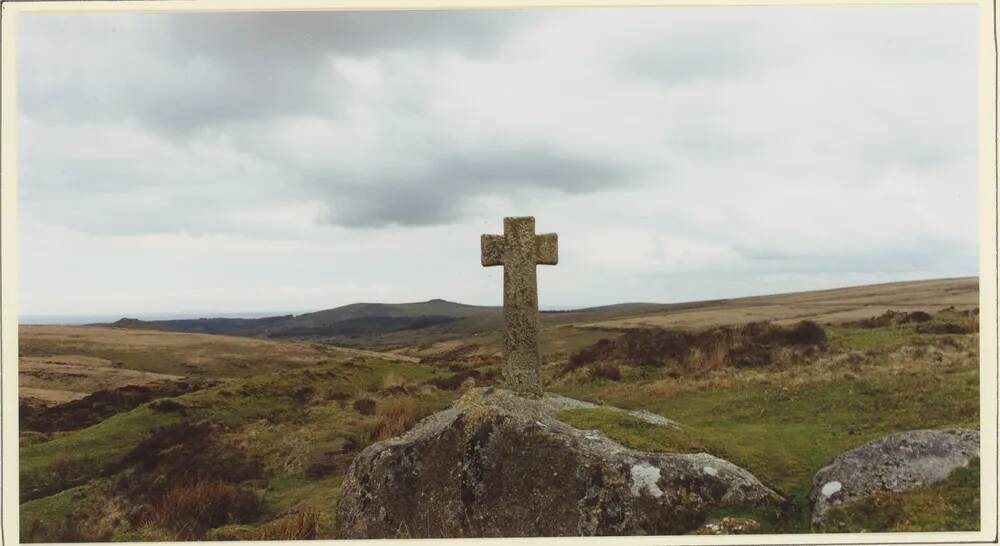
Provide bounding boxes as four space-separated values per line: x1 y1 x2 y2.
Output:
335 387 781 538
810 428 979 525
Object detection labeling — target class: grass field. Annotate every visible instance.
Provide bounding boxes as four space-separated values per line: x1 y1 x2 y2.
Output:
18 278 982 540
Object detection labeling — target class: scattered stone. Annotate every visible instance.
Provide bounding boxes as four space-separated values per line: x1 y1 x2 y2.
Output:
335 387 780 538
810 428 979 525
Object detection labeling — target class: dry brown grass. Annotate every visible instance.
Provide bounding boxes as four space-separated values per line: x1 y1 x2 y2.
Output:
255 507 322 540
151 480 260 539
578 278 978 331
17 325 417 409
381 372 407 389
683 341 730 375
368 397 417 441
19 354 182 405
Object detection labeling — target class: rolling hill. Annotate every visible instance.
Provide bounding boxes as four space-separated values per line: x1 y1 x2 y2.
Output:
95 277 978 352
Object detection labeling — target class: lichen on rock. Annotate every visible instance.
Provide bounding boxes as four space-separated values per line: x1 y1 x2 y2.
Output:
335 387 781 538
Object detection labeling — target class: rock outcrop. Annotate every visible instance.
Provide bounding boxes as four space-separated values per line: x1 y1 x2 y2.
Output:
335 387 781 538
810 428 979 524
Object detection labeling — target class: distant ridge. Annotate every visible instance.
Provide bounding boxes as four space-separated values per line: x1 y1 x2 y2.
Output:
93 277 978 345
97 299 502 340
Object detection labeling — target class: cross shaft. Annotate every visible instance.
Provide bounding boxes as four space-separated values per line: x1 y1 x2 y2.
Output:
481 217 558 398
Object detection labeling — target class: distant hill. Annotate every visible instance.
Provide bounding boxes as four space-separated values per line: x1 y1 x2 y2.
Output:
97 277 978 349
100 299 502 342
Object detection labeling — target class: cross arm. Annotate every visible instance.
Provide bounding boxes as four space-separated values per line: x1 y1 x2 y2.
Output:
534 233 558 265
481 234 505 267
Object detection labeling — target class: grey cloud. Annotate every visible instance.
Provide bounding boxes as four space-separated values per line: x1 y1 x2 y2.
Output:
313 144 634 228
20 10 529 136
165 10 524 61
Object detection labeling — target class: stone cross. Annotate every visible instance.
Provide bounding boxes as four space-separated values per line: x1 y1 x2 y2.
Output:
481 216 558 398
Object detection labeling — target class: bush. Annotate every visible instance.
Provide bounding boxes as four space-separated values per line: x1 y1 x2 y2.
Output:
304 452 338 479
353 398 376 416
564 320 827 376
779 321 827 346
429 369 481 390
589 363 622 381
916 323 973 335
151 480 261 540
902 311 933 323
151 480 261 539
149 399 186 413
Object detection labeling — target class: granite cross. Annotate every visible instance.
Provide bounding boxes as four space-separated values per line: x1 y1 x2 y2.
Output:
481 216 558 398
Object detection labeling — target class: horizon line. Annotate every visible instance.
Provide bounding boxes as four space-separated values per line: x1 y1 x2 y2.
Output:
17 275 978 325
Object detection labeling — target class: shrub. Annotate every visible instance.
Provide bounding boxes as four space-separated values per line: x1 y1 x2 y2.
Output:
916 323 973 335
151 480 261 539
902 311 932 323
565 338 614 371
149 399 186 413
304 451 338 479
779 321 827 346
589 363 622 381
353 398 376 415
429 369 481 390
564 320 827 376
340 435 363 453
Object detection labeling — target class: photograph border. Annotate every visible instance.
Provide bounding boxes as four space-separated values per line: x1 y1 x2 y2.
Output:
1 0 996 544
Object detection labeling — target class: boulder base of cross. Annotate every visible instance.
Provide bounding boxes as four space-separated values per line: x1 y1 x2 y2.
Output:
335 387 782 538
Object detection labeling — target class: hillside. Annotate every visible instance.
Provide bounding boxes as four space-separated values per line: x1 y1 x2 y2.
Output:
99 299 499 342
94 278 977 354
19 277 982 540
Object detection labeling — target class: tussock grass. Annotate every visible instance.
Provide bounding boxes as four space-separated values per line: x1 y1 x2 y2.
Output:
255 506 324 540
152 480 261 539
369 398 417 441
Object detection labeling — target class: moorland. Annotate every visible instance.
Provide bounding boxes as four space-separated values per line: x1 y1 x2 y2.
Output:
18 277 981 540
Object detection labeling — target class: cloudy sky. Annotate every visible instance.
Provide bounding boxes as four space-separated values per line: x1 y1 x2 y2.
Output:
17 5 978 318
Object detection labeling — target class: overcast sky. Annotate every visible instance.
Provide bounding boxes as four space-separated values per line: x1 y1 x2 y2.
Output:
17 6 978 318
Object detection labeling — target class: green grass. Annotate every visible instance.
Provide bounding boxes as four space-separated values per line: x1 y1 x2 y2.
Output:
20 405 183 502
20 355 464 541
817 458 980 532
20 484 92 540
19 314 980 538
553 326 979 533
826 313 975 353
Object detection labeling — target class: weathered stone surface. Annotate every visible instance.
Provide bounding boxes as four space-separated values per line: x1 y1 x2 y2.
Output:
335 388 781 538
693 516 762 535
810 428 979 524
481 217 557 398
